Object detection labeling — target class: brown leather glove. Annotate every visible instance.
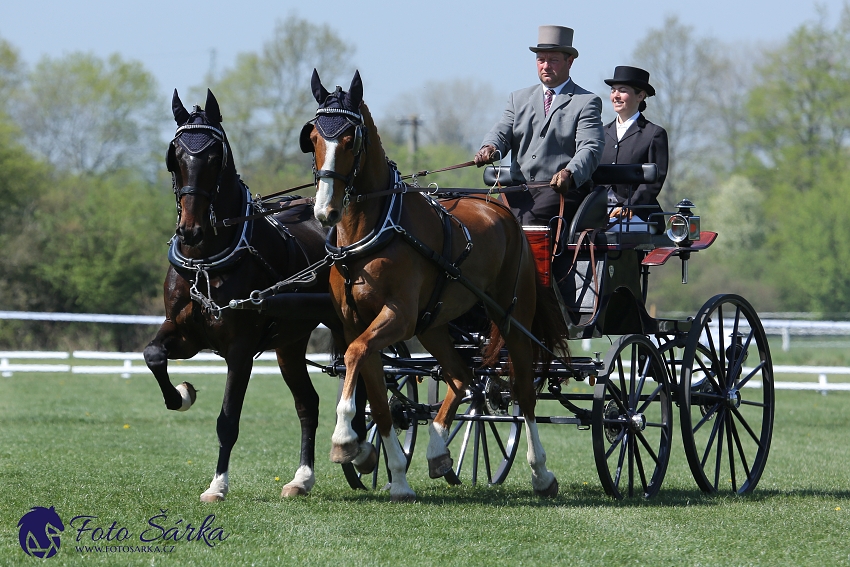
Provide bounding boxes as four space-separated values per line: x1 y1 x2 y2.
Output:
549 168 572 194
474 144 498 167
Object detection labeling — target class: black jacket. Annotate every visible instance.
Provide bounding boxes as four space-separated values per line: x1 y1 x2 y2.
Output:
598 114 668 221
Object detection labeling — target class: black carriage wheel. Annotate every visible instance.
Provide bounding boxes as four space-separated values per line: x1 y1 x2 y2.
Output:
679 294 774 495
340 342 419 491
428 374 522 486
592 334 673 499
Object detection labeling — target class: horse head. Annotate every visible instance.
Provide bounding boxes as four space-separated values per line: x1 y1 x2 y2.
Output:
300 69 367 227
168 89 235 248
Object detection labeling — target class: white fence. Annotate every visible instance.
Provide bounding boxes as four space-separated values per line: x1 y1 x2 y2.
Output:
1 351 848 394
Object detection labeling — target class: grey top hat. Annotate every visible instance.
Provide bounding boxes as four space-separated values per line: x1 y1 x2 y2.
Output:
529 25 579 58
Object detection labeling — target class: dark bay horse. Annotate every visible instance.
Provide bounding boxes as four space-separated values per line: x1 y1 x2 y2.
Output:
144 89 370 501
301 71 567 501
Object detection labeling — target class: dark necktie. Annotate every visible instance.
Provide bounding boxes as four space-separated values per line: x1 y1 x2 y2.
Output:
544 88 554 115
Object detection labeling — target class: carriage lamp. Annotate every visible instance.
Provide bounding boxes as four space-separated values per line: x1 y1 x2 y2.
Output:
666 214 690 243
667 199 701 244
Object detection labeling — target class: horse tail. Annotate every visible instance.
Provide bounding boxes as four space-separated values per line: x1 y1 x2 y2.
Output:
531 279 571 369
479 279 570 370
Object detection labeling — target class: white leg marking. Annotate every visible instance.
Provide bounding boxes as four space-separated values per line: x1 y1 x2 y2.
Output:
351 440 374 467
331 388 358 448
313 139 339 222
200 471 229 501
426 421 449 460
524 419 555 491
284 465 315 492
175 383 193 412
382 429 416 501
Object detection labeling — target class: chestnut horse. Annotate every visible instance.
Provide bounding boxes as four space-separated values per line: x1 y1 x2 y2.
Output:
301 70 567 501
143 89 371 501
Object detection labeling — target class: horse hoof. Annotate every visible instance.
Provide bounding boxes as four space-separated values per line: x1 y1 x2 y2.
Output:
281 484 308 497
391 492 417 503
200 491 226 503
353 443 378 474
428 453 453 479
330 442 359 464
534 477 559 499
174 382 197 412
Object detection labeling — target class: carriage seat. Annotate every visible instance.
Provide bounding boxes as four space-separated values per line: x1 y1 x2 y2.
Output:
482 164 658 242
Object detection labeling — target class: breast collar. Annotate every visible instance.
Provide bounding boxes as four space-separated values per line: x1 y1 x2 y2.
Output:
325 165 404 262
168 181 254 276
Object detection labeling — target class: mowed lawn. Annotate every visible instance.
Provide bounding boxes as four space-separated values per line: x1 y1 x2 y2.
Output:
1 367 849 566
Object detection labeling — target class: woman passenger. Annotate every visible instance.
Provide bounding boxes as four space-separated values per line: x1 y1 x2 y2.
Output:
599 66 668 229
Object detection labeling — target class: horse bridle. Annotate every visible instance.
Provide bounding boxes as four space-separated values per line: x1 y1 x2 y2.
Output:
168 120 230 234
304 107 366 208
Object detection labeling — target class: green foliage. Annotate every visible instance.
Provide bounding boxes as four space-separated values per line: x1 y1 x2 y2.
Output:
27 170 172 315
199 15 354 194
0 36 23 106
12 52 166 176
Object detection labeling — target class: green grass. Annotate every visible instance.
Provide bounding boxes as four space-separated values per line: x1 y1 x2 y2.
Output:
1 371 849 566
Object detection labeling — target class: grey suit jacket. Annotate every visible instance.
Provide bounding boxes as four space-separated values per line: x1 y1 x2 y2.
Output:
482 80 604 189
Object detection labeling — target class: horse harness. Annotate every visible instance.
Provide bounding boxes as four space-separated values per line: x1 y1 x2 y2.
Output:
166 114 312 318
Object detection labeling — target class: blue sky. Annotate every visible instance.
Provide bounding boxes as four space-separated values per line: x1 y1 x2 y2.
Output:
1 0 846 119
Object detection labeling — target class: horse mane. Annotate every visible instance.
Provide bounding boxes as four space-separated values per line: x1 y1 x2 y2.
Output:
358 102 386 165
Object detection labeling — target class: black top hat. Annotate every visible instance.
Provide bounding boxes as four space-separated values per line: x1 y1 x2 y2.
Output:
604 66 655 97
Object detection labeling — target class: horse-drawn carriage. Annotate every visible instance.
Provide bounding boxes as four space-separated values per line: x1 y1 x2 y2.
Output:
149 73 773 502
326 162 774 500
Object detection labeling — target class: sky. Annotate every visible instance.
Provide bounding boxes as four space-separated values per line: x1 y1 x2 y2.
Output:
1 0 846 122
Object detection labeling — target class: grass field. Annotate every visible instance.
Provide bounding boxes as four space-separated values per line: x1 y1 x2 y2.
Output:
1 366 849 566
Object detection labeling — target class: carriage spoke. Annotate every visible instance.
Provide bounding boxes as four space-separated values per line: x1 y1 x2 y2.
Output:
633 355 651 408
693 402 721 435
712 411 726 491
472 421 481 485
731 405 763 447
605 427 627 459
455 419 474 476
730 416 753 479
636 383 665 414
726 412 737 492
699 407 725 468
635 443 649 494
728 329 755 387
628 429 636 498
487 420 509 460
694 355 723 395
605 381 630 415
614 433 629 489
480 421 493 484
635 430 661 466
737 360 766 390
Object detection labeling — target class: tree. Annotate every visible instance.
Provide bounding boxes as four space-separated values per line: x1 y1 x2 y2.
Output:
631 17 728 206
200 15 354 188
735 5 850 312
741 7 850 192
0 36 23 110
12 52 166 177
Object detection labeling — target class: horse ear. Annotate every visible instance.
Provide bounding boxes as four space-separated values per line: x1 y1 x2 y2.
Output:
347 70 363 110
311 68 330 104
172 89 190 126
205 89 222 123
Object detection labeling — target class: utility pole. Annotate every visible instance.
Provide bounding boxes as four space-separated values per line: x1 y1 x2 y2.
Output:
398 114 422 173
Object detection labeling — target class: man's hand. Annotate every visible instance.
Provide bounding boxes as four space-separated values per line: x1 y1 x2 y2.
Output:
549 168 572 194
474 144 498 167
609 206 634 220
